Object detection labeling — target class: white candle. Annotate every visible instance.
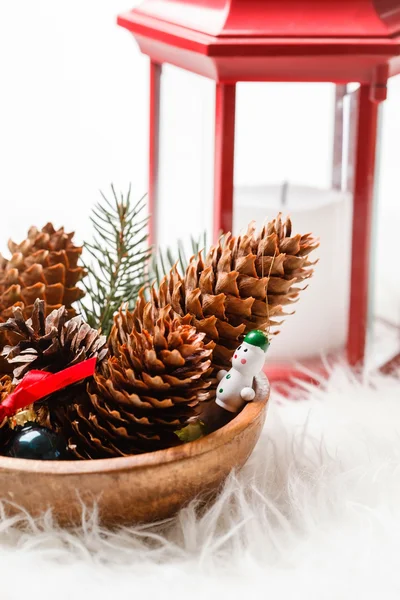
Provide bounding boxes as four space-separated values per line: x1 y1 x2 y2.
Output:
233 184 353 362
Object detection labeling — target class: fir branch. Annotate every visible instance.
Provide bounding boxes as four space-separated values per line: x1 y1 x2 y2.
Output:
80 185 151 336
151 232 210 286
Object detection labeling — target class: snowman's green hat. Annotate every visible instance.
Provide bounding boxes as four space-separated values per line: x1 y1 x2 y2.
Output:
244 329 270 352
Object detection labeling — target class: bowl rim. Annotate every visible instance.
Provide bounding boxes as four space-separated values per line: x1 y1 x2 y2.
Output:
0 374 270 475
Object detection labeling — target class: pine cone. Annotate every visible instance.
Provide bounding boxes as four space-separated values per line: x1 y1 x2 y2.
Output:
152 215 318 369
64 304 215 459
0 298 108 382
0 299 108 447
0 223 86 354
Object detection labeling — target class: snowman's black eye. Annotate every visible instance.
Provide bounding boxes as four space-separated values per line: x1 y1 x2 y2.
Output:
244 348 248 352
237 345 241 350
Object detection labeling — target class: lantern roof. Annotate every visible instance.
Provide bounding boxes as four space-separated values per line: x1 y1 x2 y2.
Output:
120 0 400 39
118 0 400 83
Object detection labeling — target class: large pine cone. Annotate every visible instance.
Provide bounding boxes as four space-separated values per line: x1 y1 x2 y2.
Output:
151 215 318 369
63 304 215 459
0 223 86 354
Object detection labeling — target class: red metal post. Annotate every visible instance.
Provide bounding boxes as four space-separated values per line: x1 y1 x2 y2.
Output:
213 83 236 241
347 84 379 366
149 60 162 246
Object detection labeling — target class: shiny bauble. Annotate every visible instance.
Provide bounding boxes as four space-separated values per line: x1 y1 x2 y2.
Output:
5 423 66 460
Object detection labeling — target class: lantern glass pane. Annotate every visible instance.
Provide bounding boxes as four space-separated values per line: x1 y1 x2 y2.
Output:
233 83 352 363
157 65 214 255
234 83 334 189
370 74 400 365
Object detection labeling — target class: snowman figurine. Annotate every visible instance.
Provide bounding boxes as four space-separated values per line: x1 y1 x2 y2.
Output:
216 330 270 413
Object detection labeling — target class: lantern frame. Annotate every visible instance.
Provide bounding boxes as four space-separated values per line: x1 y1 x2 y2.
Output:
117 0 400 367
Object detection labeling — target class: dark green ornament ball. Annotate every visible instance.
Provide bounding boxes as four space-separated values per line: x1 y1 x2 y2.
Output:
6 423 66 460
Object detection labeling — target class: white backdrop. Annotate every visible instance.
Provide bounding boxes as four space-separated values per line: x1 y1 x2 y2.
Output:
0 0 399 328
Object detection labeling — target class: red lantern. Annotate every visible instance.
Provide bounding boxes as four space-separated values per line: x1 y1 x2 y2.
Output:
117 0 400 370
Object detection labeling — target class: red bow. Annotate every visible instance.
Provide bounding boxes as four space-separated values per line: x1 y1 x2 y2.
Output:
0 358 97 422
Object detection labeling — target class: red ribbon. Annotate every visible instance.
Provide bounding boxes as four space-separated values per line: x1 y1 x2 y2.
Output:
0 358 97 422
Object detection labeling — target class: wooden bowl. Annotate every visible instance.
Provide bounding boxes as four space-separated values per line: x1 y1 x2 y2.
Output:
0 374 269 527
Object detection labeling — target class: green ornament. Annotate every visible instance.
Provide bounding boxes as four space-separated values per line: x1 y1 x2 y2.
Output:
243 329 270 352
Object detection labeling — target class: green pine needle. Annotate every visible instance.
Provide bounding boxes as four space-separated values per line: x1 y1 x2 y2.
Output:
79 185 151 336
150 233 210 287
